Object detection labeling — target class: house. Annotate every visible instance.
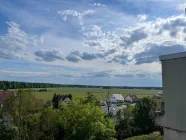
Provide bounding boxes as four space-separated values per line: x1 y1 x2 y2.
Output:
124 94 139 103
0 91 16 107
156 52 186 140
61 95 71 104
101 103 127 121
109 94 124 104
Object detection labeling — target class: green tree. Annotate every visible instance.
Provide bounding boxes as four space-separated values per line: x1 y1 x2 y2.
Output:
52 93 60 109
133 97 157 134
39 108 64 140
61 98 116 140
0 120 15 140
83 92 99 105
115 108 135 139
3 89 43 140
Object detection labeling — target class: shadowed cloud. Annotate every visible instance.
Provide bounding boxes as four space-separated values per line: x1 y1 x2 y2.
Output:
134 43 185 65
120 28 148 46
35 49 64 62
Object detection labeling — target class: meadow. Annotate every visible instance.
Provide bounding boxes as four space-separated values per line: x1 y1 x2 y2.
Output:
31 87 162 102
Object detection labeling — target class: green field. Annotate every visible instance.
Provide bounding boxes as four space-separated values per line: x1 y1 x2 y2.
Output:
31 87 161 102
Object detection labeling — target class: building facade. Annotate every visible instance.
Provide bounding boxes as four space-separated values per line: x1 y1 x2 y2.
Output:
156 52 186 140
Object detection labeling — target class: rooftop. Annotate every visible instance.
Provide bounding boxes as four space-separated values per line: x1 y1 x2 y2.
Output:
125 94 139 100
159 51 186 61
112 94 124 100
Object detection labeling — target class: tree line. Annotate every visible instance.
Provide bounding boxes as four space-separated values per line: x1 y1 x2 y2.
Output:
0 80 162 90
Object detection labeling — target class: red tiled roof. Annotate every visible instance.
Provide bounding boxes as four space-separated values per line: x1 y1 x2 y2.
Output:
0 91 15 104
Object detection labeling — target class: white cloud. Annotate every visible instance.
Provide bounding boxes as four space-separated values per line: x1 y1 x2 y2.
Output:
0 70 48 77
176 3 186 11
35 49 64 62
81 14 186 68
137 14 148 21
0 22 42 60
58 9 95 25
89 3 106 7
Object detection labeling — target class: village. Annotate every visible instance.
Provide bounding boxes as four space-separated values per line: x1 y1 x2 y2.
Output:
0 90 163 121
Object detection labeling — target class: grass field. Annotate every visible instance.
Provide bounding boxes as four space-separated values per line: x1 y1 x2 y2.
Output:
31 87 162 102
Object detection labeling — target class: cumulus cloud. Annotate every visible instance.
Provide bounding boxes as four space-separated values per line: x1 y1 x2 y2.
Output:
81 14 186 66
124 28 148 45
176 3 186 11
65 51 99 62
183 28 186 33
138 14 148 21
0 22 41 60
65 48 118 62
84 40 101 47
159 15 186 35
80 52 97 60
58 9 95 25
134 43 185 64
35 49 64 62
89 3 106 7
104 49 117 56
65 51 81 63
83 25 104 37
108 54 129 65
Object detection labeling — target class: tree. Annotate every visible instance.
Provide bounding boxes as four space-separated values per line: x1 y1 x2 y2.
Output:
83 92 99 105
133 97 157 134
67 94 72 100
0 120 15 140
115 108 135 139
52 93 60 109
3 89 44 140
61 98 116 140
39 108 65 140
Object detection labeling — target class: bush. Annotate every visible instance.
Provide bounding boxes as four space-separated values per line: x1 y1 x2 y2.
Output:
126 134 163 140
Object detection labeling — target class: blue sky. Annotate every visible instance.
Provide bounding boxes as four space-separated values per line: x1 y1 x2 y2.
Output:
0 0 186 86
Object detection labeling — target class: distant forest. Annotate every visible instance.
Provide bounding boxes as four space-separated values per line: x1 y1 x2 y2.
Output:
0 80 162 90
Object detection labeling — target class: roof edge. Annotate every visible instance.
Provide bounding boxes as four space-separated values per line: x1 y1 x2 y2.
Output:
159 51 186 61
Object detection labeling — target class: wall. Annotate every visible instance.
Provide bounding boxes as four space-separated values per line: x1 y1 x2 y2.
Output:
110 96 117 103
164 128 186 140
162 57 186 131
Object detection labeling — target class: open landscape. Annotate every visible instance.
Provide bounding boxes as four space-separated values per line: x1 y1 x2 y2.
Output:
30 87 161 101
1 0 185 139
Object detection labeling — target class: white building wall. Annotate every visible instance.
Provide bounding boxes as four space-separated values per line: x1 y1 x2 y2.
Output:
110 96 117 103
161 57 186 131
158 52 186 139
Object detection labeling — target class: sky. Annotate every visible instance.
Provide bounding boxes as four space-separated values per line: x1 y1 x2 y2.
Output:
0 0 186 86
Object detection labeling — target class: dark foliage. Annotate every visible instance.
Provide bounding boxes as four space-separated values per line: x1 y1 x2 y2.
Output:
0 80 162 90
115 97 163 139
52 93 72 109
